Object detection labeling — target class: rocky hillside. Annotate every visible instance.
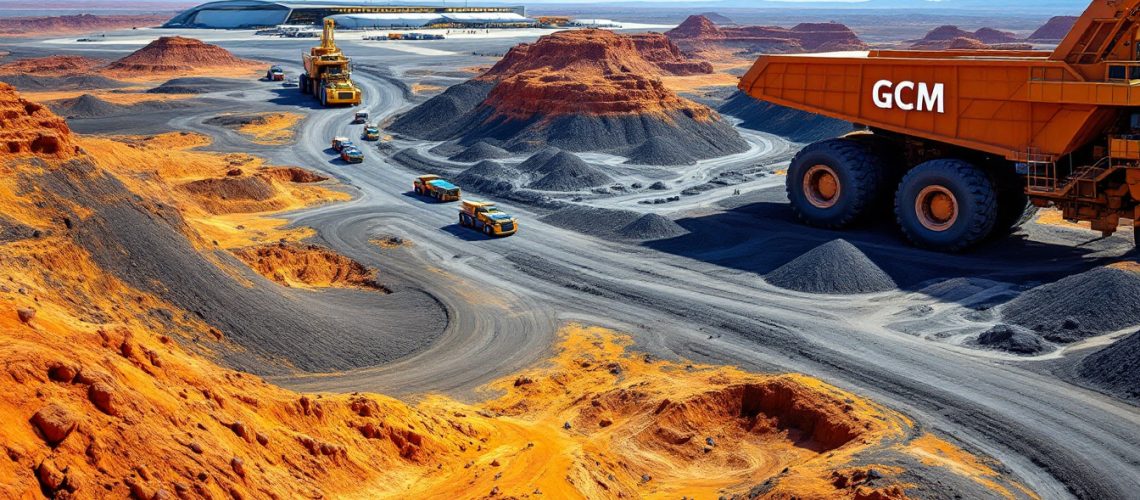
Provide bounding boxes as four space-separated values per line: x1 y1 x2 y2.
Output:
910 25 1031 50
666 15 867 55
388 29 746 165
1029 16 1078 41
0 82 78 158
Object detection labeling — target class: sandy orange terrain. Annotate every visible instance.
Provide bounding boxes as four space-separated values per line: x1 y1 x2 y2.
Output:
0 82 1030 499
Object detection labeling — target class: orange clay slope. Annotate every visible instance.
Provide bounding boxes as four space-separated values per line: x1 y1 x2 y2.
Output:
0 84 1032 499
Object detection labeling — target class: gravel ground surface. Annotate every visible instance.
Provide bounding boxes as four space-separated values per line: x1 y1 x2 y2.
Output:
7 30 1140 499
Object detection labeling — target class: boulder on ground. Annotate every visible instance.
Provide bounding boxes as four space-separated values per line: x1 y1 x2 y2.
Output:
31 403 78 446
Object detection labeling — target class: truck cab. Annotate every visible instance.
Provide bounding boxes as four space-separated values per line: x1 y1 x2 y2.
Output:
413 175 461 201
353 111 369 124
331 136 352 152
459 200 518 236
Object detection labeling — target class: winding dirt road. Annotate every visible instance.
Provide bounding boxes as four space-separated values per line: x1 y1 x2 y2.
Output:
243 63 1140 500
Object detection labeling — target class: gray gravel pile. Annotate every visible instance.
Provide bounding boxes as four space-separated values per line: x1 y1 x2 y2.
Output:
455 160 517 195
1003 266 1140 342
48 94 122 119
542 206 683 241
146 77 249 94
974 324 1050 355
617 213 687 240
0 74 126 91
1078 330 1140 402
428 141 466 157
623 136 699 166
517 148 563 173
450 141 510 162
719 90 852 143
48 94 192 119
387 80 495 138
526 152 612 191
765 239 897 294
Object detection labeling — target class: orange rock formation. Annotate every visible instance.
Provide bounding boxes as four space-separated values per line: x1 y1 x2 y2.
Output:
666 15 867 55
0 82 78 158
103 36 260 79
478 29 715 119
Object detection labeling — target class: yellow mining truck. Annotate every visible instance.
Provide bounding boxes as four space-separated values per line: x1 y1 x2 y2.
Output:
459 200 518 237
300 18 362 107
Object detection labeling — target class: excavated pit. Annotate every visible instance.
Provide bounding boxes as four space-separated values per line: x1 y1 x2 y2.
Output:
233 242 388 292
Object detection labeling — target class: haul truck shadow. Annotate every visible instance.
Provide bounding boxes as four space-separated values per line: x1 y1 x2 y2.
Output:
645 200 1120 304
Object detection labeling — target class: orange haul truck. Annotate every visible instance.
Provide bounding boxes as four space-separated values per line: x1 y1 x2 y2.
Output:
740 0 1140 251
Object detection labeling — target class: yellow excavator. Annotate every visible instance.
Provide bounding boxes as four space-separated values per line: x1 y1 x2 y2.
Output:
300 18 362 106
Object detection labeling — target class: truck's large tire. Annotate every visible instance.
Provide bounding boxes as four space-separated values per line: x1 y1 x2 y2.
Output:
894 159 997 252
786 138 885 228
299 74 309 95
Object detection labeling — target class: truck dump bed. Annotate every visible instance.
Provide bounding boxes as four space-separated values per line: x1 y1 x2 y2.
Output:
739 48 1132 161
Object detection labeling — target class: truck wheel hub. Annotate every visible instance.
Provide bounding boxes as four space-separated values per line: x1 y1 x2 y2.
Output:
916 186 958 231
804 164 841 209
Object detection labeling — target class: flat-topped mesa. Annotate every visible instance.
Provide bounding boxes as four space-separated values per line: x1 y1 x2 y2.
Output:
0 82 77 159
630 33 714 75
477 30 716 119
480 29 709 82
911 25 1022 49
105 36 250 74
666 15 866 54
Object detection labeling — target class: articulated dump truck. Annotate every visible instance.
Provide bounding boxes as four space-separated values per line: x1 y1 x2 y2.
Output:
300 19 362 107
741 0 1140 251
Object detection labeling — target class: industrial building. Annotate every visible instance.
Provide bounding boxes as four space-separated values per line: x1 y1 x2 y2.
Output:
164 1 530 29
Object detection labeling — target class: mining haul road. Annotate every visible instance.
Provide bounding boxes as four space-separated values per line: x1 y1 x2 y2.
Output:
17 32 1140 500
263 69 1139 499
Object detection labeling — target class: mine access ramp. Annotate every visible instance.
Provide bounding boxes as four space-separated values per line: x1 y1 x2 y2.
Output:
740 0 1140 251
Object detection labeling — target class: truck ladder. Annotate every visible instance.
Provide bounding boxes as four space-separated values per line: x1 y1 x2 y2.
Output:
1022 148 1059 193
